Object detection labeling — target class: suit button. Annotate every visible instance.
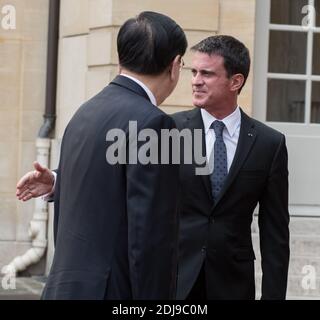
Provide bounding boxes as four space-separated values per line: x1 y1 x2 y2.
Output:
209 217 215 224
201 246 206 254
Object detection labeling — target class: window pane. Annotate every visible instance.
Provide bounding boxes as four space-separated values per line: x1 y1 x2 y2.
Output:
267 79 306 122
316 0 320 27
269 31 307 74
271 0 308 25
311 82 320 123
313 34 320 75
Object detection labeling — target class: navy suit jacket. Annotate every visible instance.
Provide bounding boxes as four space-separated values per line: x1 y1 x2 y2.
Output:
42 76 180 300
172 108 290 300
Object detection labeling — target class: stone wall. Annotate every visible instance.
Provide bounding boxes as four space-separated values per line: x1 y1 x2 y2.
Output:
0 0 49 273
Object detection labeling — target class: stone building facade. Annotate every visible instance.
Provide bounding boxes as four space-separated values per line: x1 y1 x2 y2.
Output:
0 0 319 299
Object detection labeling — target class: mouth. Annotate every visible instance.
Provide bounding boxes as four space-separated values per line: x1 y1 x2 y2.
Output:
193 91 206 95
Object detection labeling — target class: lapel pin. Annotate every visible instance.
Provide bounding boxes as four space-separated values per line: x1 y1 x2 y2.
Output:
248 133 253 137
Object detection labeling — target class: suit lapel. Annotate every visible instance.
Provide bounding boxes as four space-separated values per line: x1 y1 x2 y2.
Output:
110 75 151 102
212 109 257 209
186 108 212 200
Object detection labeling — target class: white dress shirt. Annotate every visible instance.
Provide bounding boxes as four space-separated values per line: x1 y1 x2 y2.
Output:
201 107 241 172
120 73 157 106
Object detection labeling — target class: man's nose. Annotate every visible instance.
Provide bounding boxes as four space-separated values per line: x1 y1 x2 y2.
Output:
192 73 204 86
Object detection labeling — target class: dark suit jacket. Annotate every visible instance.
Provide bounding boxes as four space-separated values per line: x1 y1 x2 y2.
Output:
172 108 290 300
42 75 180 300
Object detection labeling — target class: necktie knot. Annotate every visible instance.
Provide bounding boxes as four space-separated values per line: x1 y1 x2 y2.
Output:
211 120 225 138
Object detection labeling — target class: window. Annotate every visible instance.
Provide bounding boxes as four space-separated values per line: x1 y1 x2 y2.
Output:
266 0 320 124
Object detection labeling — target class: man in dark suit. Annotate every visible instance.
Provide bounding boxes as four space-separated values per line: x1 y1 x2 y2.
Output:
172 35 290 300
16 11 187 300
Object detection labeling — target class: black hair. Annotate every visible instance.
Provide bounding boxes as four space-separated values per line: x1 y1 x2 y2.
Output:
191 35 250 93
117 11 188 75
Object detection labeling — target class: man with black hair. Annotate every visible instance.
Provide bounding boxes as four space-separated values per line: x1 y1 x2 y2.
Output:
15 11 187 300
172 35 289 300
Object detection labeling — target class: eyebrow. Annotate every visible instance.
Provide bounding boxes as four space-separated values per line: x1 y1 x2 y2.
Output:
191 68 216 75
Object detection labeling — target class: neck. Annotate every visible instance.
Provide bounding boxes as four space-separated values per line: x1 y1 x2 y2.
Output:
120 69 168 105
204 97 238 119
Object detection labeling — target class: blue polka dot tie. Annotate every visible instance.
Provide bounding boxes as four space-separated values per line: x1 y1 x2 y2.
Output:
210 120 227 202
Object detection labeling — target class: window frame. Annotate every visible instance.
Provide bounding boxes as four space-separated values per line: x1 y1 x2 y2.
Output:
253 0 320 125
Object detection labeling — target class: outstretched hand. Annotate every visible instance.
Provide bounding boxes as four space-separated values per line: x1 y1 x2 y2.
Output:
16 161 55 201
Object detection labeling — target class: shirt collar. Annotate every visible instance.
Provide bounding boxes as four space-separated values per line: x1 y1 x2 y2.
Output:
120 73 157 106
201 106 241 137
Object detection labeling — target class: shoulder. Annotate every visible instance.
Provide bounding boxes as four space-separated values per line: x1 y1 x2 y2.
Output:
170 108 199 126
253 118 284 140
142 107 177 131
243 112 286 146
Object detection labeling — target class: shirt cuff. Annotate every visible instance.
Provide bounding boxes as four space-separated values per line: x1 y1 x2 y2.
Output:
42 171 57 202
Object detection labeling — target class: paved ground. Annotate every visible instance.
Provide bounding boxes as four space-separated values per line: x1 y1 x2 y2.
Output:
1 277 318 300
0 277 44 300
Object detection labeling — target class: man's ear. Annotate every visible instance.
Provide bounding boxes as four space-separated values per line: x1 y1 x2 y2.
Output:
230 73 245 93
169 55 182 81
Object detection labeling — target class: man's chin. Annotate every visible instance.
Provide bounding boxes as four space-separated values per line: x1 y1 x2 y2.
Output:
192 100 205 108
